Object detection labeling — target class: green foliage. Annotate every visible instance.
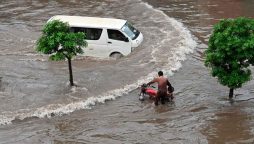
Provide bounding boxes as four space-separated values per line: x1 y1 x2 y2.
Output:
205 17 254 89
36 20 87 60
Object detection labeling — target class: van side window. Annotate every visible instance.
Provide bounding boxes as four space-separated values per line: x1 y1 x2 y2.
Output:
70 27 102 40
107 29 126 41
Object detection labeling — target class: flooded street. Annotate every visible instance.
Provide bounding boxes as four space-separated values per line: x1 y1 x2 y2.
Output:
0 0 254 143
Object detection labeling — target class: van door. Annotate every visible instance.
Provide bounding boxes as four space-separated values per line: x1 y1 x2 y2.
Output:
71 27 108 57
107 29 132 56
84 28 109 57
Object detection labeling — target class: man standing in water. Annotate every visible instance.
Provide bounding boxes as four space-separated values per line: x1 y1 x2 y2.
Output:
147 71 171 105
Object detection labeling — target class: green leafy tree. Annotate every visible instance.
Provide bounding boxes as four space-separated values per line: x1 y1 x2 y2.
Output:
36 20 87 86
205 17 254 98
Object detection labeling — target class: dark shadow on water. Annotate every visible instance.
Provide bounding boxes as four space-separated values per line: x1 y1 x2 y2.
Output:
11 116 40 124
0 77 5 92
189 106 208 113
53 140 87 144
135 118 168 124
154 101 176 113
201 106 254 143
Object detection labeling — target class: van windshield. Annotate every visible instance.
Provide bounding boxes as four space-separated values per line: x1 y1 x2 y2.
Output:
121 22 140 40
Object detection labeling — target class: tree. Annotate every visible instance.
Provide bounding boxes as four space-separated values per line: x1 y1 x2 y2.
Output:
36 20 87 86
205 17 254 99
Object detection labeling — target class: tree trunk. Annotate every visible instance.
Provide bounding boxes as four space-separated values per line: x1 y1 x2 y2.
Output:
229 88 234 99
67 57 74 86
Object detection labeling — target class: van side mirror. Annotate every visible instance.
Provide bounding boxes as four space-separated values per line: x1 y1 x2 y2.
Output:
124 37 129 42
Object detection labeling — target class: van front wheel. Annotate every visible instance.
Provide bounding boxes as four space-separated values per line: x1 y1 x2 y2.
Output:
110 53 123 60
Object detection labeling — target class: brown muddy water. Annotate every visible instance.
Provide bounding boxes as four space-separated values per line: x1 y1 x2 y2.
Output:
0 0 254 143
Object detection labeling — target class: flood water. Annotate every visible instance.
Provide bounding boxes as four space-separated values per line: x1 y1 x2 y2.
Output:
0 0 254 143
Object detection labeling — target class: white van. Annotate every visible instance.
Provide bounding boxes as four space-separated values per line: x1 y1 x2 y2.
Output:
48 15 143 59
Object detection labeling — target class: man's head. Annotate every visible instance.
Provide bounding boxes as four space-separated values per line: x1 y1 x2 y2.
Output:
158 71 163 76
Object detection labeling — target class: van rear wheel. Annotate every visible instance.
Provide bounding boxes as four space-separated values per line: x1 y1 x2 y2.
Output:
110 53 123 59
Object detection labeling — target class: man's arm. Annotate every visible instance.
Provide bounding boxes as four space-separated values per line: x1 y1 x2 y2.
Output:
167 79 171 86
167 79 174 93
147 78 157 86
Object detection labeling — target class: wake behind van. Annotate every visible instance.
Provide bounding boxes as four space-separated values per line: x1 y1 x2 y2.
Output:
48 15 143 59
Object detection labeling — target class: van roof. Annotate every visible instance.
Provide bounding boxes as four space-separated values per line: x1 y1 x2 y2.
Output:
48 15 127 30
